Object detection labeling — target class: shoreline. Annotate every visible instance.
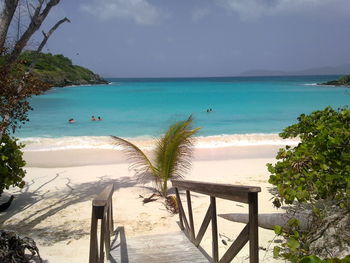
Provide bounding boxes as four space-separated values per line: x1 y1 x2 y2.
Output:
19 133 299 153
23 145 283 167
21 133 297 168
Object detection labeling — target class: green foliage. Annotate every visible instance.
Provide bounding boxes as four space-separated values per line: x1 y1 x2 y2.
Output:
0 230 42 262
300 255 350 263
112 117 200 197
324 74 350 86
268 106 350 208
17 51 107 86
273 219 307 261
0 134 26 196
268 107 350 261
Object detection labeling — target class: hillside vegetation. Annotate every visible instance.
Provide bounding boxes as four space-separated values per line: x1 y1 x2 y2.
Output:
19 51 108 87
322 74 350 87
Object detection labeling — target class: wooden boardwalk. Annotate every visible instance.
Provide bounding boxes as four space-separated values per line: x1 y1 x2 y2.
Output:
110 230 209 263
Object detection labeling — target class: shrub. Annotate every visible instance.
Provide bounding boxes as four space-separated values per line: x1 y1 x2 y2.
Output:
268 107 350 261
0 134 26 196
268 106 350 209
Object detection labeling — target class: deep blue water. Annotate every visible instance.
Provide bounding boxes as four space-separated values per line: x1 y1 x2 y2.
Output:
16 75 350 138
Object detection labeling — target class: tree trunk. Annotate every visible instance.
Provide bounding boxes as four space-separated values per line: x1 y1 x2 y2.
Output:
219 212 311 231
0 0 19 52
0 1 64 142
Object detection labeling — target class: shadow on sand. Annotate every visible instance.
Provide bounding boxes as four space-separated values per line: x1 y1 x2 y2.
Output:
0 172 147 245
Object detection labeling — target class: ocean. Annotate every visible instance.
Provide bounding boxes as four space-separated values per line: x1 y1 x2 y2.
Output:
16 75 350 150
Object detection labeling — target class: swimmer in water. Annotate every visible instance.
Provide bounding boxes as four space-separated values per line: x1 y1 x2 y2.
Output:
91 115 96 121
69 118 75 123
98 116 103 121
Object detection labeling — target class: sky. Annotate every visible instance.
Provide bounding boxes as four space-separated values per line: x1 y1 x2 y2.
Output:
32 0 350 78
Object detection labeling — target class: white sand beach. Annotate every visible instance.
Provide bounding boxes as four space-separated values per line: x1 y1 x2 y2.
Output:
0 142 287 262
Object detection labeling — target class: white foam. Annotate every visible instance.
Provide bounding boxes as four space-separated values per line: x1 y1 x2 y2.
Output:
303 83 318 86
195 134 299 148
20 133 299 152
20 136 120 151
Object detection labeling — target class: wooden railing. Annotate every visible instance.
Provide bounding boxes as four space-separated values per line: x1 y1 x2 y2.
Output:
171 179 261 263
89 184 114 263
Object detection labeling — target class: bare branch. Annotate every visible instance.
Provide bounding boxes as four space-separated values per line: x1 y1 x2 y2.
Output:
7 0 60 65
25 0 34 20
28 17 70 72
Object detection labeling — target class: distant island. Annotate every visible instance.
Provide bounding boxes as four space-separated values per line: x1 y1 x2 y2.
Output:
321 74 350 87
20 51 108 87
240 63 350 77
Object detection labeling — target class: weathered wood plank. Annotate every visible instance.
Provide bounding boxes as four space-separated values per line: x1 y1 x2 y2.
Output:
219 224 249 263
110 231 209 263
93 184 114 219
249 193 259 263
211 197 219 262
89 184 115 263
176 188 191 234
99 217 106 263
172 180 260 204
89 209 98 263
186 190 195 241
175 188 185 231
93 184 114 207
172 179 261 193
195 204 212 247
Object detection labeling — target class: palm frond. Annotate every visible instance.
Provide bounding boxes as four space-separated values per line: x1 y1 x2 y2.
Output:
111 135 157 181
155 116 200 184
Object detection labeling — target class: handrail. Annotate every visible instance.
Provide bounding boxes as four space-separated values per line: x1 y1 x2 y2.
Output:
89 184 114 263
171 179 261 263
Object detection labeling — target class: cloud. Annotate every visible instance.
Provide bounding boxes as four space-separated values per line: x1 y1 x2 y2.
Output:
217 0 350 21
80 0 163 25
192 7 211 22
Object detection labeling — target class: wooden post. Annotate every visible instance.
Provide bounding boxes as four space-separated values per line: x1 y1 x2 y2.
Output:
211 196 219 262
186 190 195 241
170 179 261 263
105 206 111 260
89 208 98 263
175 187 185 230
99 216 106 263
89 184 115 263
110 199 114 235
248 192 259 263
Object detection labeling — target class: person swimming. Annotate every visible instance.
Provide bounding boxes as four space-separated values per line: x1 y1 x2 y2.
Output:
98 116 103 121
91 115 96 121
68 118 75 123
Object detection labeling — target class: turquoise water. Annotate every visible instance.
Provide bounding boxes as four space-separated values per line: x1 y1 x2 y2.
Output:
16 75 350 138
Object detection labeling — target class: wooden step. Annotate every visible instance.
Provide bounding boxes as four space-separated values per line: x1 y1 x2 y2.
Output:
110 230 209 263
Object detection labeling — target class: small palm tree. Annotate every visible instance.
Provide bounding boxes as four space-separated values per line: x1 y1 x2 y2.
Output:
111 116 200 197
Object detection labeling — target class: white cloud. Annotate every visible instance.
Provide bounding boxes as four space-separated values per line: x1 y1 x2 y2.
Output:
192 7 211 22
217 0 350 21
80 0 163 25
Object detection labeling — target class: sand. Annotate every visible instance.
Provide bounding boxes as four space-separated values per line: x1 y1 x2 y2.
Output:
0 145 286 262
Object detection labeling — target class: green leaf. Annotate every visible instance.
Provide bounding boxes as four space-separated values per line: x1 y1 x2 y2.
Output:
286 237 300 250
274 225 283 235
273 246 280 258
288 218 300 228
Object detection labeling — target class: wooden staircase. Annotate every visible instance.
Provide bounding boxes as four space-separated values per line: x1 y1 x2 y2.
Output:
89 180 261 263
